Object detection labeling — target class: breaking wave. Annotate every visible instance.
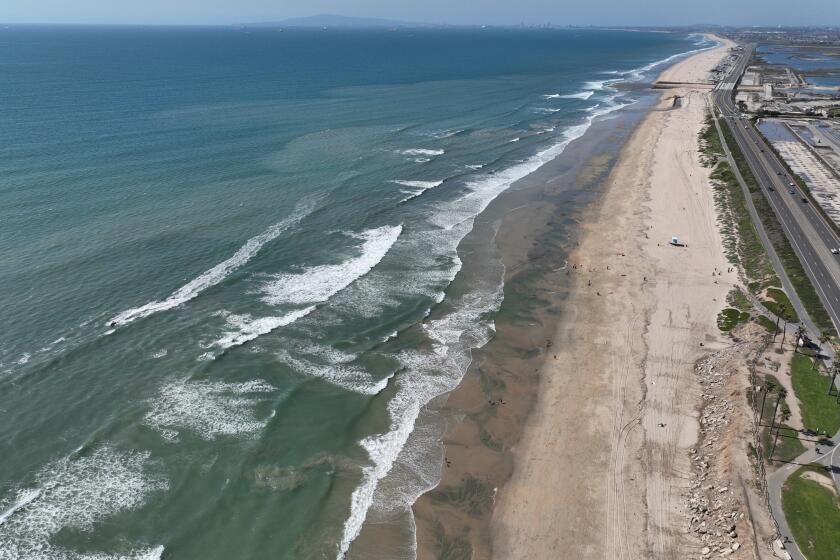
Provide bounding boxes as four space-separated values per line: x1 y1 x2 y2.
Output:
109 202 314 328
391 180 444 203
208 307 315 351
543 90 595 100
0 448 166 560
145 379 275 440
263 225 403 306
400 148 444 157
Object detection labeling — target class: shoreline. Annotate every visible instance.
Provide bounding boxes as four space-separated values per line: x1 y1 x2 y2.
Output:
413 36 737 559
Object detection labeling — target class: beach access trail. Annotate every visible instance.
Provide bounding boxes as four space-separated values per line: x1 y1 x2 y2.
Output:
490 39 741 559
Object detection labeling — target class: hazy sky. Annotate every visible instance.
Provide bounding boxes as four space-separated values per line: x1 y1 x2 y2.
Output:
1 0 838 26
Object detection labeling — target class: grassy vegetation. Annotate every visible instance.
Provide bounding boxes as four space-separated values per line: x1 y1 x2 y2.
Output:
717 308 750 332
763 287 800 324
708 151 779 292
782 464 840 560
791 353 840 436
717 117 836 337
700 117 725 165
755 314 779 334
728 288 752 312
762 423 806 463
760 374 806 462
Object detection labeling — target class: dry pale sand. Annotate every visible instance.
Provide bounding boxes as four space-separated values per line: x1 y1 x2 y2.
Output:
491 38 741 559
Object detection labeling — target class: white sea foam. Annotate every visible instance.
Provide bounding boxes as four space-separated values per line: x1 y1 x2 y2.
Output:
15 353 30 365
109 202 313 328
400 148 444 157
0 489 40 526
0 448 166 560
276 351 390 395
509 137 520 143
263 225 403 306
208 225 400 351
392 180 444 203
336 92 639 555
209 307 315 351
543 90 595 100
328 223 464 320
391 180 443 190
584 79 610 91
150 349 168 359
620 41 717 81
337 285 504 559
299 343 357 365
431 129 463 139
145 379 275 440
335 108 616 323
533 107 562 113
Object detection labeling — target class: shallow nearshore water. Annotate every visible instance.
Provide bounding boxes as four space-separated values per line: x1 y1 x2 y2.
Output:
410 95 659 559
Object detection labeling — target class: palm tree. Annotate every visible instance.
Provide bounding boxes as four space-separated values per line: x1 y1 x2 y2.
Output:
779 317 788 349
813 334 829 371
774 304 787 344
793 324 806 354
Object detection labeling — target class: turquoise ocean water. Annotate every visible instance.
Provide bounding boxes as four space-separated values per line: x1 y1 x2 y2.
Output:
0 26 710 559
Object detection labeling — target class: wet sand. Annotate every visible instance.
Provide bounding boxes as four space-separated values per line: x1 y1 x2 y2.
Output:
414 37 737 559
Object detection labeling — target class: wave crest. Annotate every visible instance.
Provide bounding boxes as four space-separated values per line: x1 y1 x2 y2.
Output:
109 202 314 328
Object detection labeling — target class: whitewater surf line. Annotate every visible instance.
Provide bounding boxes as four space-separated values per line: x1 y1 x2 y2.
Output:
543 91 595 100
335 100 638 556
392 180 444 203
207 225 403 353
108 202 314 328
262 225 403 306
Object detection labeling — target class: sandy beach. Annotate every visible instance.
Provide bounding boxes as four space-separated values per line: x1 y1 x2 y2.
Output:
493 38 744 558
415 36 769 559
492 38 738 559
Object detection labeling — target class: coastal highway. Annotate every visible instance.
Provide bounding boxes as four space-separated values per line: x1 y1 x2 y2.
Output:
712 46 840 337
712 44 840 560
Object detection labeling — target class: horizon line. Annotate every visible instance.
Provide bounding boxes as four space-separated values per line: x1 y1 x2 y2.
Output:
0 20 827 29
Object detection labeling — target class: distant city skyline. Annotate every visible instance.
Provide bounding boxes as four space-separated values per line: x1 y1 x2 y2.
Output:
1 0 839 27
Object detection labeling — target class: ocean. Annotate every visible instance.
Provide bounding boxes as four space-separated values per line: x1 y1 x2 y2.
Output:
0 26 710 559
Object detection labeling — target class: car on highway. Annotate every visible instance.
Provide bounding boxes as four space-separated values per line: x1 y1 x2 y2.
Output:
802 197 809 203
832 248 839 255
789 182 795 187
